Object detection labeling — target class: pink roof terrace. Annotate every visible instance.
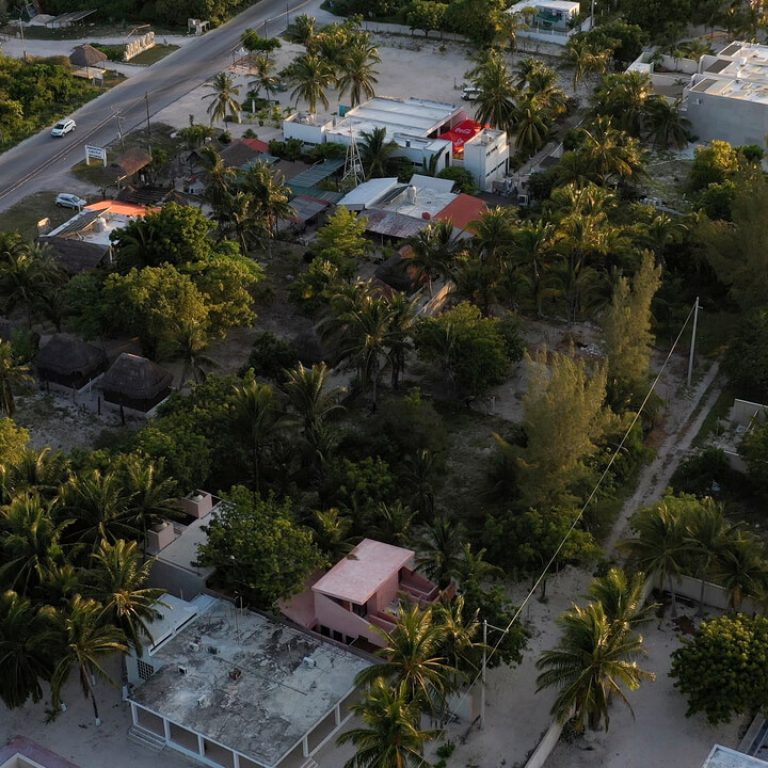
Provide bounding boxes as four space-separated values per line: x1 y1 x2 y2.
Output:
312 539 415 605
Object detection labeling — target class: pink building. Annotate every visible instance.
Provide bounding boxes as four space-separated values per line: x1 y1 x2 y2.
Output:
281 539 445 648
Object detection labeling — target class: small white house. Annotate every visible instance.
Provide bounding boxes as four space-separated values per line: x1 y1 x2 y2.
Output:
462 129 510 192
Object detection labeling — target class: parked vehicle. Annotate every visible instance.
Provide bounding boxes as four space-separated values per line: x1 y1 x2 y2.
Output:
462 86 481 102
51 119 76 137
55 193 87 209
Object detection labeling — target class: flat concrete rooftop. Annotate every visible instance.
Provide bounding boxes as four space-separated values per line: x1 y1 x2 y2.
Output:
129 599 371 767
702 745 768 768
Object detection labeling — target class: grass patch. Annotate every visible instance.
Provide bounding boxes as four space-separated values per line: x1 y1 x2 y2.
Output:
0 191 77 241
128 44 179 66
1 23 185 40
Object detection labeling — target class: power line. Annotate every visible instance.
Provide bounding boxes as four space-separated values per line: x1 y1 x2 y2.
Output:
441 297 698 738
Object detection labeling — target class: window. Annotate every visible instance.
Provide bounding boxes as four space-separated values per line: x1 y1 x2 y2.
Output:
352 602 367 618
333 630 343 642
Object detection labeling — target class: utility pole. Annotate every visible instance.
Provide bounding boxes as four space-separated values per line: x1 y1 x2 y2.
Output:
144 91 152 155
286 2 290 28
112 107 125 150
687 296 700 388
590 0 595 29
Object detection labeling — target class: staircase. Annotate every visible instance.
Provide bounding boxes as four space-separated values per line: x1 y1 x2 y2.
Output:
128 725 166 753
300 759 319 768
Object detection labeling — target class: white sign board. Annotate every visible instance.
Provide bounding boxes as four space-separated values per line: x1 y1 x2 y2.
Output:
85 144 107 166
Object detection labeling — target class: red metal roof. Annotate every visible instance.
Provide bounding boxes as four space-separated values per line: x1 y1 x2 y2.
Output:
241 137 270 153
435 194 488 231
438 119 483 156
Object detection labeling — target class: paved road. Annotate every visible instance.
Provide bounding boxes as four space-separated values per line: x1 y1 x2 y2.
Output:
0 0 322 212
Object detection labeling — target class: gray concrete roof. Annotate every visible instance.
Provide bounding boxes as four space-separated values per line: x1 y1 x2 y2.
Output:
129 598 371 767
702 746 768 768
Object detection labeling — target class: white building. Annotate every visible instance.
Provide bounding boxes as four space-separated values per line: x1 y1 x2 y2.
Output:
701 745 768 768
508 0 580 43
127 596 371 768
283 96 461 171
683 41 768 146
462 129 510 192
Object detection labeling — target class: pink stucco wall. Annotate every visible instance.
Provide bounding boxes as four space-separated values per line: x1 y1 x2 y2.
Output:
369 570 401 613
314 594 382 645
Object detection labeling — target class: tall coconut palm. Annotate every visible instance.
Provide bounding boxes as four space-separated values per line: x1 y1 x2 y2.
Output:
414 515 465 589
434 595 483 677
286 52 335 114
536 602 654 732
337 42 380 108
715 532 768 613
203 72 242 127
510 220 557 316
471 206 518 270
282 363 342 438
383 290 418 390
241 161 294 256
2 447 70 502
576 117 646 187
51 595 128 725
512 97 552 156
405 220 456 297
87 539 164 655
58 470 137 553
684 497 735 615
338 678 435 768
590 72 652 137
0 590 58 708
619 499 688 617
468 50 518 135
248 52 279 103
587 568 653 632
562 36 611 92
643 96 691 149
359 127 399 180
231 376 283 493
356 603 454 714
0 342 31 417
0 492 66 595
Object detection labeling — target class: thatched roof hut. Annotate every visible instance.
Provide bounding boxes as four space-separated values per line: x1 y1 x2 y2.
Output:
69 44 108 68
99 353 173 411
35 334 108 389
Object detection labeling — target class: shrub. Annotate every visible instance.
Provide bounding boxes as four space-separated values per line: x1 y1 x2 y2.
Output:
245 332 300 381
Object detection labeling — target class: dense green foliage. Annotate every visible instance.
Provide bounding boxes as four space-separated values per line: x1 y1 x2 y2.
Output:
671 614 768 724
0 54 100 151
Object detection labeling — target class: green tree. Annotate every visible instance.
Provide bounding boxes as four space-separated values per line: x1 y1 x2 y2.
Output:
587 567 653 632
670 613 768 724
0 342 31 417
0 590 57 709
590 72 652 137
240 161 294 256
337 41 380 107
315 206 370 267
337 679 435 768
512 97 552 157
87 539 163 655
517 348 610 507
725 309 768 403
203 71 241 126
415 303 517 395
195 486 325 608
414 515 465 589
643 97 691 149
0 417 29 469
536 601 654 731
286 52 335 114
359 126 400 180
51 595 128 725
688 139 740 192
468 49 517 135
715 532 768 613
562 35 611 91
248 52 280 103
602 251 662 403
404 0 447 36
405 220 456 297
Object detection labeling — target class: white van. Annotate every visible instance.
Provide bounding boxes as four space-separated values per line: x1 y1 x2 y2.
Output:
462 86 481 102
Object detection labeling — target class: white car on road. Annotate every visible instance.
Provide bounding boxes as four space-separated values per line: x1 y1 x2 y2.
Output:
55 193 87 210
51 119 76 137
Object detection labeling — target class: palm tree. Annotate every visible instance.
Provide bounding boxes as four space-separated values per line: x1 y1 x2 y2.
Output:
591 72 652 137
369 501 415 546
510 220 557 317
285 14 318 47
282 362 342 442
359 127 399 180
87 539 164 655
434 595 483 677
248 52 279 103
203 72 242 127
512 97 552 156
715 532 768 613
383 291 418 390
575 117 646 187
684 497 734 615
0 492 66 595
562 36 611 91
619 499 688 617
356 603 454 714
0 590 57 708
587 568 653 632
405 220 456 297
59 470 137 553
471 205 518 270
338 679 435 768
0 342 31 416
119 455 177 553
286 53 335 114
643 96 691 149
241 162 294 256
468 50 517 135
414 516 464 589
2 447 69 502
536 602 654 732
231 375 283 493
337 42 380 108
51 595 128 725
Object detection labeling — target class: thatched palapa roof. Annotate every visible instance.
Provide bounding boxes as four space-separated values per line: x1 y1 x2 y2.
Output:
69 44 108 68
35 334 107 378
99 353 172 405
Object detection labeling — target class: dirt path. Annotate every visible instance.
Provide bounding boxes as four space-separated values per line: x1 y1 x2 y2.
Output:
605 360 721 551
